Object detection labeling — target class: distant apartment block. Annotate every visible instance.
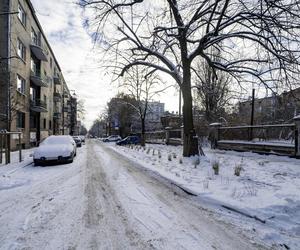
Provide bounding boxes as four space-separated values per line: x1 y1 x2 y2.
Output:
0 0 77 149
238 88 300 124
145 101 165 130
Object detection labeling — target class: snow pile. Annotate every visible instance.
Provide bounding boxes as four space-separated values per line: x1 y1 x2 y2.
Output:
109 143 300 249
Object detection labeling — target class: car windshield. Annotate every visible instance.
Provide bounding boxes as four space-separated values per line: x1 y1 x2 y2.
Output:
42 136 72 145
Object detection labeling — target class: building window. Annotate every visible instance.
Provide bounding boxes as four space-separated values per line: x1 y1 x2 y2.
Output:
30 87 36 101
49 120 52 130
31 28 40 46
17 111 25 128
17 75 26 94
43 118 46 129
17 39 26 61
18 3 26 26
50 58 53 68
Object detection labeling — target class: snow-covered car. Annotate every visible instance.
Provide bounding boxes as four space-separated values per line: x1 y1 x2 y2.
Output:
102 135 122 142
33 135 76 166
72 136 82 147
79 135 85 143
116 136 141 146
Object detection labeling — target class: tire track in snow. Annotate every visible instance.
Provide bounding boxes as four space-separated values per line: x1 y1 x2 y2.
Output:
80 142 152 250
95 141 269 250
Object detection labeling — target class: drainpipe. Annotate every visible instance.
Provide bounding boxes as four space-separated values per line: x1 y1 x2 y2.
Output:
6 0 11 161
7 0 11 132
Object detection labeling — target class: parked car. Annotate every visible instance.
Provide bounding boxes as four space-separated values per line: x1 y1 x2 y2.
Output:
116 136 141 146
79 135 85 143
103 135 122 142
33 135 76 166
72 136 82 147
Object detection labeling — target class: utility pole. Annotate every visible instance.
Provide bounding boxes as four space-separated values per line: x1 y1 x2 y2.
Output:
179 89 182 117
250 88 255 140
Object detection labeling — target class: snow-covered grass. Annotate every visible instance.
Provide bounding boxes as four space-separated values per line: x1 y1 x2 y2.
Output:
110 143 300 249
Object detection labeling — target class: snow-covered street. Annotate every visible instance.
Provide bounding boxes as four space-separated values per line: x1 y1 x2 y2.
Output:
0 140 271 250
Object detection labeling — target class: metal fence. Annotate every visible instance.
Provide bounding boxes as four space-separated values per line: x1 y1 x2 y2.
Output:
210 123 298 157
0 131 23 165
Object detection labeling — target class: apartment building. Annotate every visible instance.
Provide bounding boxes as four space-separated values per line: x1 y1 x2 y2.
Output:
238 88 300 125
145 101 165 130
0 0 76 149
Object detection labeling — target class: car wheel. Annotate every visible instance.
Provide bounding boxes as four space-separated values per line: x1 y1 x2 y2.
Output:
69 156 74 163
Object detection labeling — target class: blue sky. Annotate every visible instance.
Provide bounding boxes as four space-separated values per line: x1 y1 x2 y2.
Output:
30 0 179 128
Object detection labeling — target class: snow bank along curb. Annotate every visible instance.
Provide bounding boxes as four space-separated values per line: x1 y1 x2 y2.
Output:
105 142 300 249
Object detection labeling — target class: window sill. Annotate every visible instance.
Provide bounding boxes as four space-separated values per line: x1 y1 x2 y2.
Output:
17 56 26 65
17 17 27 31
16 90 26 97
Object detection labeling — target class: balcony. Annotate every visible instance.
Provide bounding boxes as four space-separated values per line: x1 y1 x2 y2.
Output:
30 99 47 112
30 40 48 61
53 92 62 102
63 106 71 113
30 71 49 87
53 112 61 119
54 76 62 85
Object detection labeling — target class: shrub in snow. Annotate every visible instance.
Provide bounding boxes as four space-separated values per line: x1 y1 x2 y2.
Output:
168 154 172 161
173 153 177 159
152 148 155 155
245 183 257 197
234 165 243 176
194 157 200 168
158 150 162 159
234 158 244 176
179 158 183 164
146 148 151 154
211 159 220 175
203 180 209 189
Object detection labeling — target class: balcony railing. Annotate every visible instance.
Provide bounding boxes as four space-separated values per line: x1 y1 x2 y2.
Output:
53 112 61 119
30 70 50 88
63 106 71 113
53 76 62 85
30 99 47 113
30 39 48 61
53 92 62 102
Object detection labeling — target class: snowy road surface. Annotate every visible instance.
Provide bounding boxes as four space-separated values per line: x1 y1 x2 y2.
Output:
0 140 268 250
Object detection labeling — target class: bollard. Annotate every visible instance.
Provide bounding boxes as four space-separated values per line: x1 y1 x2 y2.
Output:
19 133 22 162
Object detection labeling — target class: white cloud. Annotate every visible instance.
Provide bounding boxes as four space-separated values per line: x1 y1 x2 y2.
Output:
31 0 117 129
31 0 179 129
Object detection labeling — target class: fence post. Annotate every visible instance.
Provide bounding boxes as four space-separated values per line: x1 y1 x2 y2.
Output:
19 133 22 162
209 123 222 149
5 134 9 164
181 125 184 145
0 134 3 164
294 116 300 158
165 127 171 145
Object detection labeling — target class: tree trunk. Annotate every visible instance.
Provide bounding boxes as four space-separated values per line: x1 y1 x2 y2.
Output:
181 66 199 157
141 117 146 146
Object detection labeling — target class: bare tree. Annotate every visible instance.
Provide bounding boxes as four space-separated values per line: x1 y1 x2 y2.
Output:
194 48 233 122
121 66 166 146
80 0 300 156
107 93 138 137
77 99 86 121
